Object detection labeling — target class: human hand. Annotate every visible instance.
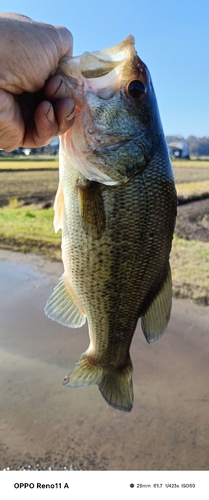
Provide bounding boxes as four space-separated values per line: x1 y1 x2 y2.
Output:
0 13 75 151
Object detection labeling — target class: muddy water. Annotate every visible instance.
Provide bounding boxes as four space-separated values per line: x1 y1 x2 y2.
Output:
0 249 208 470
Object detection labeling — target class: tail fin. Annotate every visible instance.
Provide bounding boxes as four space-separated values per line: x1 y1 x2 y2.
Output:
63 352 133 412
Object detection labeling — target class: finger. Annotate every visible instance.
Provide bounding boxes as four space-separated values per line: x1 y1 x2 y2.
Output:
44 75 72 102
53 97 76 135
55 26 73 57
23 101 57 148
23 98 75 147
0 90 24 151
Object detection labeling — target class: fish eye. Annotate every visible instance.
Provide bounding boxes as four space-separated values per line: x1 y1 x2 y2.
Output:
127 80 146 99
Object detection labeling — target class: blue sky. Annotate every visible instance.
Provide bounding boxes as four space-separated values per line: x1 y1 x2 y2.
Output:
1 0 209 137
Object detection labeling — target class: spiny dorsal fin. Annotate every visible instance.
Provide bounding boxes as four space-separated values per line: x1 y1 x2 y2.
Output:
77 180 106 239
141 264 172 343
45 275 86 328
64 352 133 413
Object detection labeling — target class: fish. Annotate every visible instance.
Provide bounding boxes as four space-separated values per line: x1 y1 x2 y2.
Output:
45 36 177 412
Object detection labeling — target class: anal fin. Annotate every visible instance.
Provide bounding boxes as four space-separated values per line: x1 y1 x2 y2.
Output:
141 264 172 343
45 275 86 328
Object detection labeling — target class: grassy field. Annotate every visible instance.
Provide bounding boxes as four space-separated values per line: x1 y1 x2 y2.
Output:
1 157 208 169
0 204 61 260
0 169 59 207
176 180 209 200
172 159 209 168
0 159 209 206
0 158 208 304
171 235 209 304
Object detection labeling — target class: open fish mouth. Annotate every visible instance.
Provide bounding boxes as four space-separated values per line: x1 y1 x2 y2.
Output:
58 35 137 103
79 35 136 77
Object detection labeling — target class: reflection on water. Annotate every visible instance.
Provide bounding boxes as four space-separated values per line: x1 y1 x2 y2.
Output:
0 252 209 470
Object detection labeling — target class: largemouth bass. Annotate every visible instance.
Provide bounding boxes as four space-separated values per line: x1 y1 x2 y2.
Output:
45 36 177 412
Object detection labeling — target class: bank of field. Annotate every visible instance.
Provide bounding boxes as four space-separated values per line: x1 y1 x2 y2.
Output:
0 158 208 304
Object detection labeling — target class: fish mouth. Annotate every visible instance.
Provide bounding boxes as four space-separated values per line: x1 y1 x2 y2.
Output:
79 35 136 77
95 133 143 153
95 138 132 153
58 35 137 102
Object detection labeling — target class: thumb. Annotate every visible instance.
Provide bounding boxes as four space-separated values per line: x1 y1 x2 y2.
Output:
54 26 73 58
0 90 24 151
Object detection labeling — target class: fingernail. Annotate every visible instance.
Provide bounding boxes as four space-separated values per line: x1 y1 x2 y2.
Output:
53 77 64 97
46 104 54 123
66 107 76 122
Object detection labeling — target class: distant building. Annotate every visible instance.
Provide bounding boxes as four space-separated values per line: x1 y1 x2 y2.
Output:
168 141 189 159
43 137 59 155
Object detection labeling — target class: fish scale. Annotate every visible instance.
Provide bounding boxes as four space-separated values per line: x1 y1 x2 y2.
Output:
45 36 176 412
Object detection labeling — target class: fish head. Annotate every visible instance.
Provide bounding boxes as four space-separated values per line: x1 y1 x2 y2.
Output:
58 36 164 185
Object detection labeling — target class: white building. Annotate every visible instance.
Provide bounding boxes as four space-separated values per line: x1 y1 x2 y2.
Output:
168 141 189 158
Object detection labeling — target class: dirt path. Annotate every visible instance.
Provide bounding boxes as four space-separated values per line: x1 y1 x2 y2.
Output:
176 198 209 242
0 249 208 471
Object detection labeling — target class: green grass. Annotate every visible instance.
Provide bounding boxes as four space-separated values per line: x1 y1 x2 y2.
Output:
0 205 61 260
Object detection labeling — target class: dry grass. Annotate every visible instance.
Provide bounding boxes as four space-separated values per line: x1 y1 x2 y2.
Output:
172 159 209 168
171 235 209 305
0 157 58 170
173 166 209 185
176 180 209 200
171 161 209 200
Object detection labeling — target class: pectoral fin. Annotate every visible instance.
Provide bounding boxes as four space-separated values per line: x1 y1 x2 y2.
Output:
54 182 64 233
45 275 86 328
141 264 172 343
77 180 106 239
